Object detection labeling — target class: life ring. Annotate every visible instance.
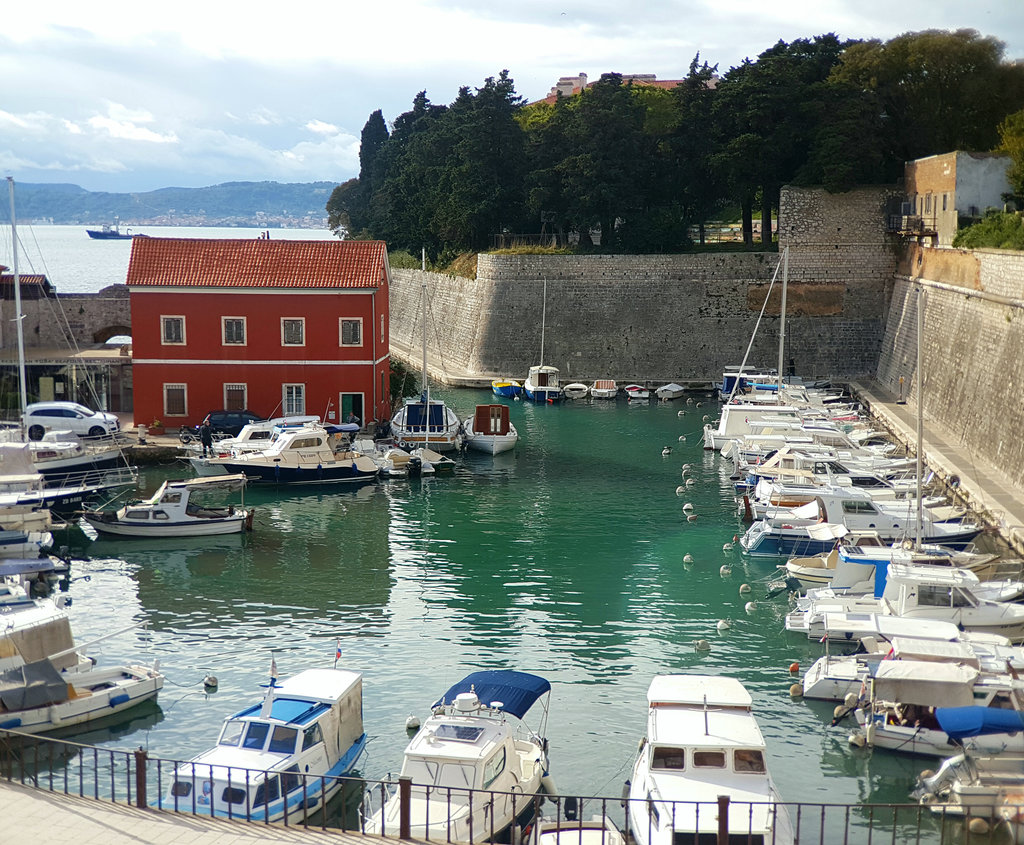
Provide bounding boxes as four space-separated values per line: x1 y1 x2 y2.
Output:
398 440 408 450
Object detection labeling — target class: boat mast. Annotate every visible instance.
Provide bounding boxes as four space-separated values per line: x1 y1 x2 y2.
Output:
421 248 429 450
539 278 547 368
776 246 789 403
915 286 924 551
6 178 28 422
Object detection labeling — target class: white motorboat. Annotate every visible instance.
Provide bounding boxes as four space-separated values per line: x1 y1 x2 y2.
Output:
157 666 366 822
624 384 649 401
525 365 562 403
655 383 686 401
562 383 589 400
81 475 253 537
408 447 456 474
915 750 1024 818
185 416 321 475
391 397 463 452
627 675 794 845
531 815 625 845
463 405 518 455
703 403 803 451
590 380 618 399
371 670 554 842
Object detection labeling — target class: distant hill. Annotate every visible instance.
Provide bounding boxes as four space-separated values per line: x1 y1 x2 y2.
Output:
14 181 336 228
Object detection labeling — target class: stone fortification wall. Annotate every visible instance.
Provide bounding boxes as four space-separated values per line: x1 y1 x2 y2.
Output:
390 186 899 384
877 248 1024 487
0 285 130 350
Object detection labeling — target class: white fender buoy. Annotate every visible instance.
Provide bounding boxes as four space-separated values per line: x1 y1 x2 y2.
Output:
686 397 694 404
716 619 731 632
702 414 711 422
789 683 803 697
844 693 859 709
687 514 698 522
848 732 866 748
722 542 734 551
694 639 711 651
203 675 218 691
406 715 421 731
739 583 751 594
675 486 686 496
682 502 694 512
744 601 756 613
662 446 672 456
968 818 990 836
833 705 846 720
685 478 696 487
683 553 694 563
677 410 686 418
677 435 687 443
696 402 703 408
719 565 731 577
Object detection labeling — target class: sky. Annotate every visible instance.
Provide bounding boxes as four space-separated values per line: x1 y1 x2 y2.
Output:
2 1 1022 194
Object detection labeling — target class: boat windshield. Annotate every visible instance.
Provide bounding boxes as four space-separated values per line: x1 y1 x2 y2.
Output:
650 746 685 770
405 758 477 789
219 720 246 746
734 750 766 773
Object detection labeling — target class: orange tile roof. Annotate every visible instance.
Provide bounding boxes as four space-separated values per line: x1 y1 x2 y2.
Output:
126 238 388 289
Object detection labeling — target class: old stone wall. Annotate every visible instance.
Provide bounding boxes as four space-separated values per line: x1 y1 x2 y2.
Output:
0 284 131 350
390 186 900 385
876 248 1024 487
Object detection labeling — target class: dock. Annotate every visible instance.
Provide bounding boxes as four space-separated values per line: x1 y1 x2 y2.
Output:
852 379 1024 556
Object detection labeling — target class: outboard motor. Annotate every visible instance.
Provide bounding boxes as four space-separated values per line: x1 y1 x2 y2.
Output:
408 456 423 478
563 796 578 822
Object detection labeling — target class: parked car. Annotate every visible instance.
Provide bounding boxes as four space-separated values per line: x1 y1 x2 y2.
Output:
180 410 264 443
22 401 120 440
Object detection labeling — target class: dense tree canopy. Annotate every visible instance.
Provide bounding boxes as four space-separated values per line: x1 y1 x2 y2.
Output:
329 29 1024 257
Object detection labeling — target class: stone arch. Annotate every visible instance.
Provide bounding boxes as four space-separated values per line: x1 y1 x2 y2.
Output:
93 325 132 344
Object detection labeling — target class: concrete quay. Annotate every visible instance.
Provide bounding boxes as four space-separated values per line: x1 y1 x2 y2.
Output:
0 780 410 845
851 379 1024 557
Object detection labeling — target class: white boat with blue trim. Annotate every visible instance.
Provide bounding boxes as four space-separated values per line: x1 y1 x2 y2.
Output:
370 669 554 842
158 666 366 822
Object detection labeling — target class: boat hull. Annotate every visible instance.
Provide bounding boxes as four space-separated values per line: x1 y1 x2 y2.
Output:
83 512 251 537
465 433 517 455
491 380 522 398
216 462 378 485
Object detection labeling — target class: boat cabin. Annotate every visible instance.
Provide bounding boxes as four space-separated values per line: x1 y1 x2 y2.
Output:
473 405 511 437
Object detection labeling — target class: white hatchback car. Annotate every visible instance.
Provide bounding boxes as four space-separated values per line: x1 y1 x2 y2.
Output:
22 402 120 440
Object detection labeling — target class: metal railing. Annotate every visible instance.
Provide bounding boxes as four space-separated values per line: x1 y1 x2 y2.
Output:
1 728 1021 843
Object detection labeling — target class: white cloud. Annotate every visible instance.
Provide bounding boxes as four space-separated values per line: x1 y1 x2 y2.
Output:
306 120 339 135
86 115 179 144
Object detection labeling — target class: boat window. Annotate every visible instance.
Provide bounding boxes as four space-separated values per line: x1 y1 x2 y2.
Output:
218 720 246 747
162 493 182 504
153 511 170 521
171 781 192 797
268 726 298 754
222 787 247 805
405 758 475 788
990 693 1015 710
253 775 280 806
734 750 766 773
692 751 726 768
243 722 270 750
841 501 877 514
291 437 320 449
302 724 323 750
126 510 149 520
950 588 975 608
282 765 302 794
651 746 685 770
482 748 506 789
917 586 953 607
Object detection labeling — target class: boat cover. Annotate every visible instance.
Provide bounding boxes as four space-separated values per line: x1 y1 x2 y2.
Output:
0 558 66 577
405 403 446 429
0 659 69 710
433 670 550 720
868 660 977 707
936 706 1024 740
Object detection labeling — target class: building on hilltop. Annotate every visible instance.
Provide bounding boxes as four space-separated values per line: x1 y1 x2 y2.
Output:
531 72 689 106
889 151 1013 246
126 237 392 429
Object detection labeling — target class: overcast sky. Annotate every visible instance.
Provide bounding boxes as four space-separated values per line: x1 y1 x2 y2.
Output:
3 1 1021 194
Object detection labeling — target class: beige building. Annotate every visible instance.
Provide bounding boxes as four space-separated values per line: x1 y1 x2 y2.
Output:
898 151 1012 246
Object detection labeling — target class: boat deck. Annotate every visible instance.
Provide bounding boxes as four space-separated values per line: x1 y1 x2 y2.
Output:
0 781 424 845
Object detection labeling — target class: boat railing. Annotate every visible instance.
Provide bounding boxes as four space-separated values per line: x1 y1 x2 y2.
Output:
41 465 138 494
3 728 1023 842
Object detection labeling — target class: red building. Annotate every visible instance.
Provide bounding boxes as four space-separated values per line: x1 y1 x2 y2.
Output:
127 238 392 429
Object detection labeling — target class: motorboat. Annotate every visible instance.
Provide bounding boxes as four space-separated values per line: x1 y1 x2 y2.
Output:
627 675 794 845
189 418 342 477
81 475 253 537
590 380 618 399
703 403 803 451
408 447 456 474
915 750 1024 818
370 669 554 842
718 365 778 401
391 396 463 452
624 385 649 401
492 379 523 399
85 221 138 240
530 815 625 845
562 383 589 400
524 365 562 403
199 423 379 485
157 666 366 822
655 383 686 401
463 405 518 455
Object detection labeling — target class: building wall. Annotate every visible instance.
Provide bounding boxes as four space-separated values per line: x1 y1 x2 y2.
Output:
876 248 1024 487
390 186 900 384
131 288 390 426
955 152 1013 215
0 285 131 350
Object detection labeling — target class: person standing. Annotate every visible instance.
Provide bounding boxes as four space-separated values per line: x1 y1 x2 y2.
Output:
200 419 214 457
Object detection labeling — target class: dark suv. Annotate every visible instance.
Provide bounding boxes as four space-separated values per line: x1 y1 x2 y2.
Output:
179 410 263 443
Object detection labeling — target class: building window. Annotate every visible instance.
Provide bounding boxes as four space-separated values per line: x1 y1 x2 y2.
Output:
340 318 362 347
925 194 932 214
163 384 187 417
283 384 305 415
942 193 948 212
222 317 246 345
281 318 305 346
161 316 185 345
380 314 385 343
224 383 247 411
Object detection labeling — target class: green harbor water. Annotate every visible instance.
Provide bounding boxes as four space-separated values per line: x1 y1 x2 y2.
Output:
54 387 934 811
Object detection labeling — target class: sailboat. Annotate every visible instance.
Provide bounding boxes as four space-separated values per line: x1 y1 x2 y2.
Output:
389 271 462 452
523 279 562 402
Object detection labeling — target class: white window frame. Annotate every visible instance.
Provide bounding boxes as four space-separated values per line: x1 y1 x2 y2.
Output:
161 316 186 346
222 316 247 346
163 383 188 418
283 384 305 415
224 383 247 410
339 318 363 347
281 318 305 347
